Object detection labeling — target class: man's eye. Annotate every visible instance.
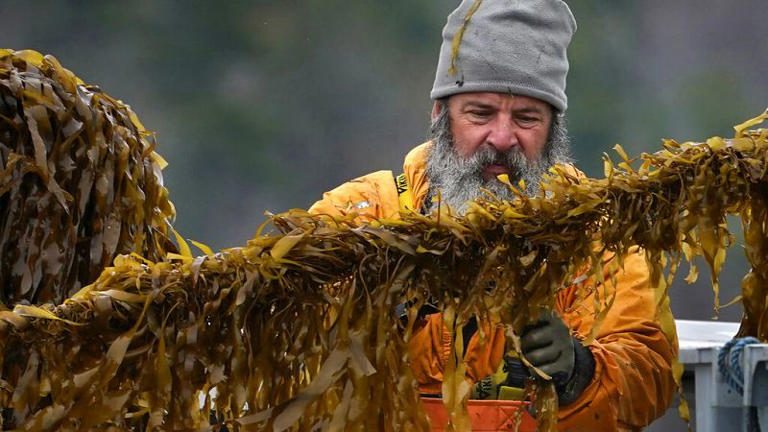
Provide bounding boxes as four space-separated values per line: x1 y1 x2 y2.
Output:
518 117 540 126
469 111 491 118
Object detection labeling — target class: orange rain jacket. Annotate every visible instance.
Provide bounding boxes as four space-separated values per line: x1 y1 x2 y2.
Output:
310 143 679 431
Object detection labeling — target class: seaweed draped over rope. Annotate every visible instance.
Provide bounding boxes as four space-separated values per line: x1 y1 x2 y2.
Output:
1 49 768 431
0 49 176 308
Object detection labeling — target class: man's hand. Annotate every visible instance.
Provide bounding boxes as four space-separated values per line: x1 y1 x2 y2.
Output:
520 310 595 405
520 310 575 385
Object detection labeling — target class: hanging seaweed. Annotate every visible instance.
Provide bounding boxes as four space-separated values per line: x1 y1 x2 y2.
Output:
0 49 176 308
1 49 768 431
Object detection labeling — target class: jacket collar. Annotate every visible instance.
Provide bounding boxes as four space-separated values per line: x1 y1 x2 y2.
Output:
402 141 433 212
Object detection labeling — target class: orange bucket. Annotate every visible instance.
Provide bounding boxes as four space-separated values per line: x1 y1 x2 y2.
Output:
421 397 537 431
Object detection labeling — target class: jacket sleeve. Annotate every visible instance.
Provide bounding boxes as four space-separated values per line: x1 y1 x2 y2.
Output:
556 247 678 431
308 170 400 221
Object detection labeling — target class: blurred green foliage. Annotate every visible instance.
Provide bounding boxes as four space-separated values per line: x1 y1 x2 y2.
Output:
2 0 767 323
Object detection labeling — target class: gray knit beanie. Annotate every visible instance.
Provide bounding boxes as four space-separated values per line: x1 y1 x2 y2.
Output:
430 0 577 112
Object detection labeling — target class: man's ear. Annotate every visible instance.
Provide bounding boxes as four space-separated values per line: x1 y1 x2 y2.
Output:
431 100 443 122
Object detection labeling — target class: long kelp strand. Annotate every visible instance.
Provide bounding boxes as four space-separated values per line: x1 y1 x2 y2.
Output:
2 49 768 431
1 113 767 430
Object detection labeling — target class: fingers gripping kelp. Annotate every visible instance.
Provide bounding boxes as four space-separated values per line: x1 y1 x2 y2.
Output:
2 49 768 431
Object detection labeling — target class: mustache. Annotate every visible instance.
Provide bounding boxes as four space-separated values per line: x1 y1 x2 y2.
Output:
470 145 528 172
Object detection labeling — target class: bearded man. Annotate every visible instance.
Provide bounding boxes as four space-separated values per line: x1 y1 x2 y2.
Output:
309 1 677 430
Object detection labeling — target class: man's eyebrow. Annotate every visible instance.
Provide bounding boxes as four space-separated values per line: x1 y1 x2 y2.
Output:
461 101 496 110
514 106 546 115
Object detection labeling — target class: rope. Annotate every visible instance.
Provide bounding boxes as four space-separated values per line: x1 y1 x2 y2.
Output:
718 336 761 396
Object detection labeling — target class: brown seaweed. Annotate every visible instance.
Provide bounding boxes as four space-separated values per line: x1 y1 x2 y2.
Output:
1 49 768 431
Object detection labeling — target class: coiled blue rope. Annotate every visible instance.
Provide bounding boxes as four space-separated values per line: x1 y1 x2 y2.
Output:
718 336 761 396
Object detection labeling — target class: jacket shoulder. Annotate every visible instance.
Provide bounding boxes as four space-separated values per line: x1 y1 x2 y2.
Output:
308 170 400 220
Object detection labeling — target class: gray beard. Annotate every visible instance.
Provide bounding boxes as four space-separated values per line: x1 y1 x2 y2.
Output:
424 104 571 215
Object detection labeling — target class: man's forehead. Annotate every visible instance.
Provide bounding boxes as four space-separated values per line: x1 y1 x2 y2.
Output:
449 92 551 112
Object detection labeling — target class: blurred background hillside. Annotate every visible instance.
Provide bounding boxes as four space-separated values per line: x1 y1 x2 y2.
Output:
2 0 766 330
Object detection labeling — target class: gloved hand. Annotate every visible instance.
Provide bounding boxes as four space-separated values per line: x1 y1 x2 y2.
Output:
520 310 575 385
520 310 595 405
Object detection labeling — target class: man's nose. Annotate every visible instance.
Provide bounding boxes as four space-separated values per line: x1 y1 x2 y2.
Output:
486 118 518 152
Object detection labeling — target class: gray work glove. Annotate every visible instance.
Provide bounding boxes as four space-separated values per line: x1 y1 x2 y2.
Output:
520 310 595 405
